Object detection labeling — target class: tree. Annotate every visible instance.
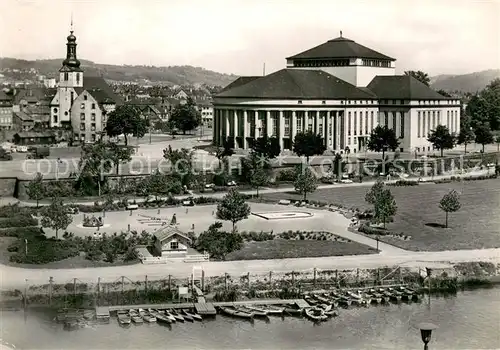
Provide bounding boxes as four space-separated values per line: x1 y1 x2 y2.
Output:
366 125 400 160
496 135 500 152
26 172 46 208
250 135 281 159
77 141 114 196
466 79 500 130
145 171 168 201
330 153 346 180
195 222 243 260
474 122 494 152
404 70 431 86
106 142 134 174
216 137 235 167
439 190 461 228
248 159 269 198
105 105 149 146
292 131 326 163
457 116 476 153
40 197 73 239
216 189 251 232
163 146 194 188
169 97 202 134
365 180 385 205
436 89 451 97
373 188 397 229
294 165 317 201
427 125 456 157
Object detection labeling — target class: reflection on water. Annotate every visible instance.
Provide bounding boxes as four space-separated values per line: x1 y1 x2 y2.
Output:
1 288 499 350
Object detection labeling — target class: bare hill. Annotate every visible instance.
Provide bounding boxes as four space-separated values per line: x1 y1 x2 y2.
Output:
431 69 500 93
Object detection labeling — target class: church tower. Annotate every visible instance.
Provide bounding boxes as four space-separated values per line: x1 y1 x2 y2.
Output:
52 21 84 127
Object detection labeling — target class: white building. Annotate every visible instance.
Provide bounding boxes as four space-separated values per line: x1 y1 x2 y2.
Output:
49 28 122 143
213 33 461 154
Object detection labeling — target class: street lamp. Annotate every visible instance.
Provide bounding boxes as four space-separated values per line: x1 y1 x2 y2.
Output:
417 322 438 350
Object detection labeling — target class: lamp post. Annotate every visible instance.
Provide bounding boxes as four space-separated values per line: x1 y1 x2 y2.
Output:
417 322 438 350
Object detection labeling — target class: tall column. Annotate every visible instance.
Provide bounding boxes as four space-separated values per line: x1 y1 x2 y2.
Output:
279 110 285 151
323 112 328 148
225 109 230 139
266 110 272 138
291 110 296 146
314 111 319 134
243 110 248 149
233 110 239 149
335 111 341 151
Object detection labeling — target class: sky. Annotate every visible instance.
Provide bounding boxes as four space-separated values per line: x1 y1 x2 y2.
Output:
0 0 499 77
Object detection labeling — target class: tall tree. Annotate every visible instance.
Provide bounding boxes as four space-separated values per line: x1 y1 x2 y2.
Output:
40 197 73 239
145 171 168 201
294 165 317 201
216 189 251 232
195 222 243 260
439 190 461 228
105 105 148 146
292 131 326 163
106 142 134 174
215 137 235 167
250 135 281 159
330 153 346 180
366 125 400 160
169 98 202 134
474 122 494 152
457 116 476 153
374 188 397 229
26 172 46 208
466 79 500 131
77 141 114 196
496 135 500 152
427 125 456 157
436 89 452 97
404 70 431 86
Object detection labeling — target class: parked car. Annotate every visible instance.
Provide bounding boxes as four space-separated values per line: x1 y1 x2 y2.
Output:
340 179 353 184
205 183 215 189
16 146 28 153
126 203 139 210
227 180 237 187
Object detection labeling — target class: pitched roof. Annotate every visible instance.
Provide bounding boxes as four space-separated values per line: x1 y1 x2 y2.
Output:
367 75 448 100
153 225 192 243
82 76 124 105
13 111 33 121
216 69 376 100
221 77 260 92
0 90 11 101
287 36 395 61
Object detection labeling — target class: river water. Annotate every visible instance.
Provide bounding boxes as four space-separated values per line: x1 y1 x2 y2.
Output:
1 288 499 350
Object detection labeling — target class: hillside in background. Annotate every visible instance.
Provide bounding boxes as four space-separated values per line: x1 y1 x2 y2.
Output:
431 69 500 94
0 57 238 87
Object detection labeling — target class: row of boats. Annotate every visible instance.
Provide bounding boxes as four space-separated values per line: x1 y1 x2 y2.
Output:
218 304 339 322
116 308 203 326
304 286 420 308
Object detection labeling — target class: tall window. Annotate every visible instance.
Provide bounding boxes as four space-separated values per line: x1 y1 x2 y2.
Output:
417 112 421 138
91 113 96 121
384 112 389 126
422 111 426 137
76 73 80 84
447 111 450 127
353 111 357 135
348 112 352 136
365 113 369 135
91 103 96 110
392 112 397 131
64 72 68 81
170 241 179 250
400 112 404 138
284 116 290 137
370 111 374 131
427 113 431 133
359 112 363 134
432 111 436 129
80 113 85 121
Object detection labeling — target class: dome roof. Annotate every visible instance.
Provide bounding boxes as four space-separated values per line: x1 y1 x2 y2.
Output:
67 31 77 42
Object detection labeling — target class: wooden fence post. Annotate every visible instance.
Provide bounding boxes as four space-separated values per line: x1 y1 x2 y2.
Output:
313 268 317 287
247 272 250 289
356 268 359 285
73 278 77 298
145 275 148 293
168 275 172 291
269 271 272 287
49 277 53 306
292 271 295 288
377 268 380 285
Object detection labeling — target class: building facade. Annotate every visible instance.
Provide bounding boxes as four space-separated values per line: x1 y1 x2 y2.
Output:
50 28 122 143
213 34 461 154
0 90 13 130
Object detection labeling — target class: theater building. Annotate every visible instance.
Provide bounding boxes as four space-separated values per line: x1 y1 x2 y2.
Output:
212 34 461 154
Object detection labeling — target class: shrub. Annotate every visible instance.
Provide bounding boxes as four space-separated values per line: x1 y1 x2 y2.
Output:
0 204 36 218
276 168 296 182
0 215 38 228
358 224 393 236
388 180 419 187
240 230 274 242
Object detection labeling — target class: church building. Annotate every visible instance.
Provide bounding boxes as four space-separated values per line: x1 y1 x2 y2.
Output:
50 27 122 143
213 34 461 154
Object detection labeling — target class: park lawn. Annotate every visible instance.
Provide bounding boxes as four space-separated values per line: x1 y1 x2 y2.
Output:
262 179 500 251
225 239 377 261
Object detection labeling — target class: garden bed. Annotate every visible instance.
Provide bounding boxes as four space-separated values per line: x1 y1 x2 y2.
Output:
225 238 377 260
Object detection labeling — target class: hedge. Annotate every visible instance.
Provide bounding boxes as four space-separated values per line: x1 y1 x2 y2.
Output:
0 215 38 228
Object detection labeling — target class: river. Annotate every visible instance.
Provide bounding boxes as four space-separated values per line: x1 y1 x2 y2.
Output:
1 288 499 350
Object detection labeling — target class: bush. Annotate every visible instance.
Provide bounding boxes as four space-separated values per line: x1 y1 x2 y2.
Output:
0 204 36 218
388 180 419 187
358 224 393 236
0 215 38 228
9 237 80 264
240 230 274 242
276 168 296 182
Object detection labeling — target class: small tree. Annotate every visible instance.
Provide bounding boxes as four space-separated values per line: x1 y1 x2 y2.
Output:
293 131 326 163
40 197 73 239
294 165 317 201
439 190 461 228
251 135 281 159
365 180 385 205
474 122 494 153
146 171 168 202
163 146 194 188
457 117 475 154
367 125 400 161
330 153 345 180
427 125 456 157
249 163 269 198
374 188 397 229
216 138 235 166
195 222 243 260
216 189 251 232
107 143 134 174
26 172 46 208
